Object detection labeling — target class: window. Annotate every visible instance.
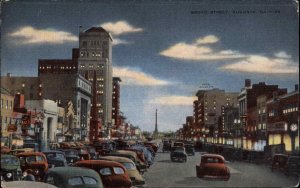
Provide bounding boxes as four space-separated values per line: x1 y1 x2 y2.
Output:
99 168 112 175
68 177 83 186
6 100 8 109
83 176 97 185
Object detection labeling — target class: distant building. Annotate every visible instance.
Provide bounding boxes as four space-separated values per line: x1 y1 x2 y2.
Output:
112 77 122 129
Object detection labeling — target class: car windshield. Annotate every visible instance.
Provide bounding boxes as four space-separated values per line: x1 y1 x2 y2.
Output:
64 150 78 155
174 147 184 152
203 157 223 163
122 162 136 170
1 157 19 165
26 155 45 163
47 153 65 159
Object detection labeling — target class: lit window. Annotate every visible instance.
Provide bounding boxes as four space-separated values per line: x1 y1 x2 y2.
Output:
22 83 25 87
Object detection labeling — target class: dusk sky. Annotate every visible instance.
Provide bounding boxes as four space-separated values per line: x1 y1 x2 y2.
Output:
1 0 299 132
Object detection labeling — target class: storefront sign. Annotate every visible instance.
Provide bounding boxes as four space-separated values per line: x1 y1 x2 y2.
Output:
7 124 17 132
267 122 287 132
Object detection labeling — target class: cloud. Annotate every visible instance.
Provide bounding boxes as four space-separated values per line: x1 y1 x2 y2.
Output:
112 38 129 46
101 21 143 36
219 54 299 74
113 66 170 86
149 95 197 106
195 35 219 44
9 26 78 45
160 35 245 61
274 51 291 59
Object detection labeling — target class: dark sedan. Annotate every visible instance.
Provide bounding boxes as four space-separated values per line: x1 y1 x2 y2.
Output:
43 151 68 168
170 147 187 162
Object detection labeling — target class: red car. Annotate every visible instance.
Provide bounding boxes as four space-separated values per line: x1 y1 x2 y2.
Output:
196 154 230 181
74 159 132 188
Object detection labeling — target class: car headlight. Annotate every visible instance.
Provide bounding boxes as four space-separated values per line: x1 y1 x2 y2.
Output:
6 173 12 178
23 171 28 177
34 169 39 174
70 159 74 163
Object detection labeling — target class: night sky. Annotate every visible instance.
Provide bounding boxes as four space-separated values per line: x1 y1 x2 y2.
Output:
1 0 299 132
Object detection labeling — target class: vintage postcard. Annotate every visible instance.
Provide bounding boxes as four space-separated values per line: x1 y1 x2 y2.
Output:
0 0 299 187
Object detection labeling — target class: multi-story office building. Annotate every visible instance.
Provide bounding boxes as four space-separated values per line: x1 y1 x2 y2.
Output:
267 85 299 154
112 77 122 129
238 79 287 150
78 27 113 132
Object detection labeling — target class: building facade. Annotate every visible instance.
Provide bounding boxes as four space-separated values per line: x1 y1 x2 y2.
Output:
78 27 113 133
1 87 14 146
112 77 122 129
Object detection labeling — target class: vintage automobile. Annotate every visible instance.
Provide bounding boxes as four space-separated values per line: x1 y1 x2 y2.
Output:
99 156 145 186
16 151 49 181
196 154 230 181
162 140 171 152
108 150 147 174
131 144 155 166
74 160 132 188
173 141 185 148
58 149 80 165
1 146 11 154
43 151 68 168
44 167 103 188
85 146 98 159
284 156 300 176
1 154 22 181
144 142 158 153
170 147 187 162
10 148 35 156
270 154 289 172
185 144 195 156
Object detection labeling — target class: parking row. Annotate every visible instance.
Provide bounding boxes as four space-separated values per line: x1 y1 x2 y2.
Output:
1 139 160 188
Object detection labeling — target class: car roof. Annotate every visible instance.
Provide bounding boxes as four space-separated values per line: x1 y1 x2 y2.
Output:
75 160 124 167
47 166 101 178
113 150 137 157
16 151 46 156
99 156 134 163
43 150 64 154
202 154 225 160
1 154 19 158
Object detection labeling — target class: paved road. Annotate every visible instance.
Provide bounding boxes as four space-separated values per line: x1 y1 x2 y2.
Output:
143 149 299 187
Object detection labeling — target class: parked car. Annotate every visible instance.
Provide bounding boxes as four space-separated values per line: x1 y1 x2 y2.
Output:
270 154 289 172
10 148 35 156
59 149 80 165
99 156 145 186
23 142 40 152
74 160 132 188
85 146 98 159
108 150 147 174
170 147 187 162
185 144 195 156
1 154 22 181
16 151 49 181
284 156 300 176
44 167 103 188
43 151 68 168
196 154 230 181
1 146 11 154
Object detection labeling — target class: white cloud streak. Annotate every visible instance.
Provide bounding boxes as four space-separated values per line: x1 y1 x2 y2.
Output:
219 54 299 74
113 66 170 86
149 95 197 106
101 21 143 36
160 35 245 61
9 26 78 45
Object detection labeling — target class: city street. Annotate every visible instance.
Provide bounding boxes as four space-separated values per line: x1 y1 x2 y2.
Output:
143 146 299 187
